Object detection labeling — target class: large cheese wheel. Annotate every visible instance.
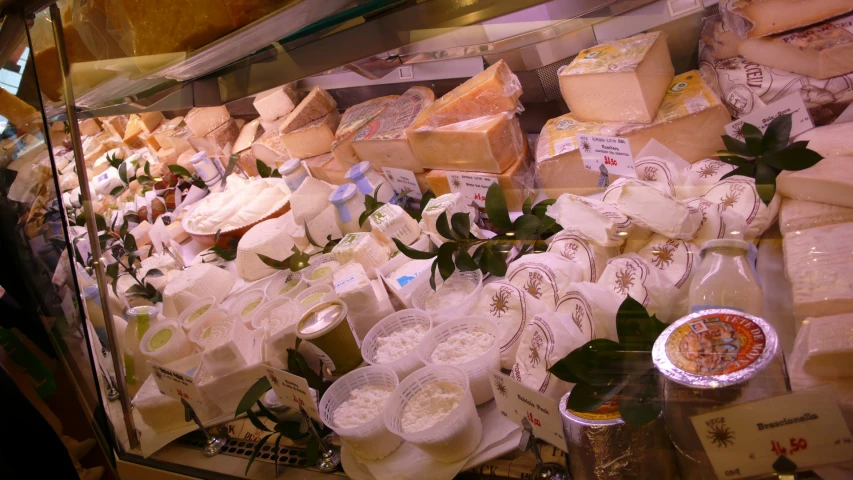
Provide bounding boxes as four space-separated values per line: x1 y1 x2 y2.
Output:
236 218 295 281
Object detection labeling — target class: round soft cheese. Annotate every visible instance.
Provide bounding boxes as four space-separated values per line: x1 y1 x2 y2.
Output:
162 264 236 318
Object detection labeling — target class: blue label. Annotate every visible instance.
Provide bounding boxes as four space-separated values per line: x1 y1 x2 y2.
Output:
285 172 308 192
335 203 351 223
396 275 416 288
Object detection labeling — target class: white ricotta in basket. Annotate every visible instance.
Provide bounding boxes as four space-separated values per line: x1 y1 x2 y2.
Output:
333 385 395 429
421 278 477 312
401 381 464 433
430 330 495 364
373 325 429 364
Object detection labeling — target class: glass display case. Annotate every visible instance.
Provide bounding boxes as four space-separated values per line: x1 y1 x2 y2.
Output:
3 0 852 479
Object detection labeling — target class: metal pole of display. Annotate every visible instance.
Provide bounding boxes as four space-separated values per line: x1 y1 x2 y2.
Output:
47 3 140 449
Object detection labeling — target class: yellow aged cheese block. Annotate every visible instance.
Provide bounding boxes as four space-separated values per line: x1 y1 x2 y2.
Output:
282 111 341 159
278 86 337 134
122 114 148 149
720 0 853 39
331 95 398 166
185 106 230 137
78 118 101 137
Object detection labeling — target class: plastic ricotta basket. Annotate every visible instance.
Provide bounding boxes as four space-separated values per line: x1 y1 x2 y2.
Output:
410 270 483 323
178 296 219 332
361 309 433 380
319 365 402 460
263 270 306 301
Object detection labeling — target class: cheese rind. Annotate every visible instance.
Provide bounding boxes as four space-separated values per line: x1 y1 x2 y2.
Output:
779 197 853 235
331 96 398 166
122 114 147 149
185 106 230 137
205 119 240 150
720 0 853 39
79 118 101 137
776 156 853 208
352 87 435 173
408 112 526 173
281 111 341 159
278 86 337 134
559 32 674 123
253 84 300 122
407 60 522 131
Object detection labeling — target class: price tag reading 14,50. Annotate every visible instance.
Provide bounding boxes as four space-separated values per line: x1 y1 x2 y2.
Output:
576 133 636 177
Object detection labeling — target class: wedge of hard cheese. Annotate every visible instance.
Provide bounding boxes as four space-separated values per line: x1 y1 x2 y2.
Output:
278 86 337 134
352 86 435 173
720 0 853 39
253 84 300 122
409 111 526 173
779 197 853 235
738 14 853 79
407 59 521 131
205 119 239 150
777 156 853 208
537 71 730 198
281 111 341 158
784 222 853 320
331 95 398 166
233 119 262 154
252 130 290 167
559 31 674 123
185 106 230 137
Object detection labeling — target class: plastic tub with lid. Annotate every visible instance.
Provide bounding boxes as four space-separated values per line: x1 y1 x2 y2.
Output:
296 284 337 311
178 296 219 332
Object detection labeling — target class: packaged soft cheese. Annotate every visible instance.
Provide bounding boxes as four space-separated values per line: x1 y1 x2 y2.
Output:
701 177 780 239
510 311 588 401
555 282 622 342
637 235 699 319
596 254 677 323
546 230 619 282
545 194 636 247
470 281 549 369
505 252 584 310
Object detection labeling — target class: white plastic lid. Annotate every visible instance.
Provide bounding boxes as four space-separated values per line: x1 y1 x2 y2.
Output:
699 239 750 257
329 183 358 205
279 158 304 175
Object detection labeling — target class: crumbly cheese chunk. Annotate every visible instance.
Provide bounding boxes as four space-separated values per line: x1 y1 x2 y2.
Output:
401 381 463 433
333 385 394 429
373 324 429 364
430 329 495 364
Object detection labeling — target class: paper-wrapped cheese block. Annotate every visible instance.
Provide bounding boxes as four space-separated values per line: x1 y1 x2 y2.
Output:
555 281 622 341
637 235 698 318
331 95 398 166
278 86 337 134
547 230 619 283
253 84 300 122
720 0 853 39
505 252 584 310
597 254 677 322
683 197 748 244
677 159 738 199
559 31 674 124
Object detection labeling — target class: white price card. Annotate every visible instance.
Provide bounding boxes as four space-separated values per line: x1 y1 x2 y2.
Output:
382 167 422 200
576 134 636 177
446 172 497 208
489 370 568 452
725 93 814 139
152 363 205 412
264 366 322 424
690 387 853 479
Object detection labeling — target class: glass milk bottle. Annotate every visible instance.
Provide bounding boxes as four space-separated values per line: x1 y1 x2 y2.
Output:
330 183 368 234
123 305 159 396
688 239 763 316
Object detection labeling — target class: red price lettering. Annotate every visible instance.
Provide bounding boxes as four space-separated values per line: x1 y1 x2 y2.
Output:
292 395 305 407
527 412 542 427
771 438 807 456
176 389 189 399
473 193 486 201
603 156 618 167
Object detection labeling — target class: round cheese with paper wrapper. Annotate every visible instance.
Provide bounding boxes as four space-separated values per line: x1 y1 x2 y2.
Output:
504 252 584 311
555 281 622 342
701 177 780 239
547 230 619 283
596 254 678 323
637 235 699 319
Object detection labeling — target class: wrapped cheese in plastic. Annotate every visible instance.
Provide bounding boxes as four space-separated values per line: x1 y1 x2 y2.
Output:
719 0 853 39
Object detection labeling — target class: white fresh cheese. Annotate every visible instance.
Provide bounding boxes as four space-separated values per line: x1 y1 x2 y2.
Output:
794 123 853 158
184 177 291 234
683 197 749 244
678 159 738 199
333 262 374 311
333 385 394 429
546 230 619 283
332 232 391 270
546 194 635 247
307 204 343 247
401 381 464 433
201 318 253 377
369 203 420 247
162 264 236 318
505 252 584 310
430 329 495 364
597 254 677 322
777 156 853 209
779 197 853 235
702 177 780 239
290 177 334 225
419 193 473 243
555 281 622 341
236 218 295 281
803 313 853 377
615 179 703 240
373 324 428 364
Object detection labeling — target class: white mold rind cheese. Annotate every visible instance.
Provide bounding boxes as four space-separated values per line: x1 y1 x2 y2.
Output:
555 281 622 342
505 252 584 310
547 230 619 283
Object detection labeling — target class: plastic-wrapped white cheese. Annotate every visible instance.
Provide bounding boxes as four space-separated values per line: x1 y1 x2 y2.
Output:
332 232 391 270
597 254 677 322
803 313 853 377
683 197 749 244
510 311 588 401
555 282 622 342
615 179 703 240
419 193 472 243
333 262 374 311
505 252 584 310
547 230 619 282
678 159 737 199
470 281 549 369
701 177 780 239
545 194 635 247
637 235 698 319
369 203 420 247
603 157 682 202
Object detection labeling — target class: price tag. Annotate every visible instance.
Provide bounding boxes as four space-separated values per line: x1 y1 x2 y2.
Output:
446 173 497 208
690 387 853 479
152 363 206 413
576 134 636 177
725 93 814 140
381 167 422 199
264 366 322 424
489 370 568 452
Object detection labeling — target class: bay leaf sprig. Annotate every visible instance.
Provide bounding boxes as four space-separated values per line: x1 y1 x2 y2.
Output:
714 113 823 205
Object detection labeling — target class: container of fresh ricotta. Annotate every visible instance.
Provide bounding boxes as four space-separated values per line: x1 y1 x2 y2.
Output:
417 316 499 405
361 309 433 379
319 365 401 460
411 270 483 323
384 365 483 462
263 270 306 301
227 289 266 323
178 296 219 332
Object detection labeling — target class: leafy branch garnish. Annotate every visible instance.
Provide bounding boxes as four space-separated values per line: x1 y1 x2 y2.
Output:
96 213 164 304
200 230 238 262
714 113 823 205
359 184 388 228
168 164 207 189
256 160 282 179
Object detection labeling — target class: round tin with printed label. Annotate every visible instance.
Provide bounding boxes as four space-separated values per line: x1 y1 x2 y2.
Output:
653 309 778 389
296 301 362 376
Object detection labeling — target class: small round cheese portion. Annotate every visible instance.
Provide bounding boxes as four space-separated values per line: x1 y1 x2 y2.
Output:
373 324 429 364
430 329 494 364
332 232 390 270
401 381 464 433
162 264 236 318
333 385 394 429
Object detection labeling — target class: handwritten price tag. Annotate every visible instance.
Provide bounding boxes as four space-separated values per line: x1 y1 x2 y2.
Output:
725 93 814 140
265 366 322 424
576 134 635 177
489 370 568 452
151 363 206 413
446 173 497 208
382 167 423 200
691 387 853 479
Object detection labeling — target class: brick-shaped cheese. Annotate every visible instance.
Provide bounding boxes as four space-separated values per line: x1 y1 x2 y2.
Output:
779 197 853 235
784 222 853 320
281 111 341 159
331 95 397 166
407 59 521 131
537 71 730 198
409 112 525 173
777 156 853 208
253 84 300 122
205 118 240 150
352 86 435 173
559 31 673 124
122 114 148 149
139 111 164 134
720 0 853 39
185 106 230 137
149 117 184 151
278 86 336 134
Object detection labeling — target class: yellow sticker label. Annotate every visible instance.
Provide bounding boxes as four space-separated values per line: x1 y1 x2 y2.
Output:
561 32 659 75
569 396 621 421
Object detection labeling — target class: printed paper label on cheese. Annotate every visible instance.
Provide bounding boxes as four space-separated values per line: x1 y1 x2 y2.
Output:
447 172 498 208
265 366 323 423
569 396 621 421
382 167 423 199
778 13 853 50
690 387 853 479
561 32 658 75
490 370 568 451
665 312 766 376
152 363 205 413
576 134 636 177
725 93 814 140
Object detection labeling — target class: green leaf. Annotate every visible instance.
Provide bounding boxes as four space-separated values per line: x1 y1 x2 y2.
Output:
556 338 624 385
435 211 456 240
455 247 478 272
566 378 625 413
246 434 273 475
484 244 507 277
419 190 436 215
618 370 662 426
522 196 533 215
118 162 128 185
392 238 437 260
274 421 303 440
168 164 193 178
720 164 756 181
105 262 119 281
257 253 291 270
137 174 153 185
615 296 667 351
358 210 371 228
273 433 283 472
722 135 752 156
715 154 753 168
755 162 777 205
760 148 823 171
256 159 272 178
437 242 457 281
304 221 321 248
256 400 278 423
548 357 582 383
305 435 320 467
246 409 271 432
485 182 512 230
762 113 792 153
235 377 272 416
289 349 324 394
124 233 138 253
531 198 555 219
271 168 282 178
110 186 125 196
741 123 763 156
429 259 438 290
450 212 471 239
95 214 107 232
513 214 540 241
